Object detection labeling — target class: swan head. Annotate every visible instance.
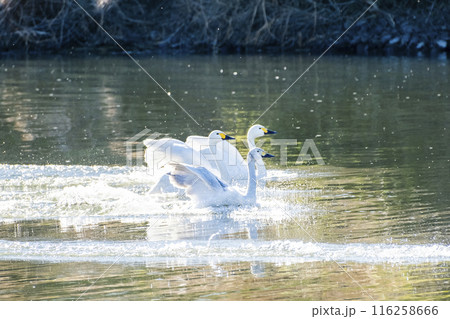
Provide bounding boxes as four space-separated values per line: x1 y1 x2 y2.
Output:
248 148 275 162
208 130 235 143
248 124 277 140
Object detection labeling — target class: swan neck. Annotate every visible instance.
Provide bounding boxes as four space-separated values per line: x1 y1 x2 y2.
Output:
256 156 266 179
208 137 217 148
247 135 256 149
245 157 257 198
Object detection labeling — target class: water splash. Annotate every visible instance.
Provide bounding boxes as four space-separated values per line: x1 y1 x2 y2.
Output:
1 164 449 268
0 239 448 266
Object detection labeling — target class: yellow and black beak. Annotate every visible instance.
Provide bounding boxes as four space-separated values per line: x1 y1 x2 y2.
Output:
219 133 235 140
262 128 277 135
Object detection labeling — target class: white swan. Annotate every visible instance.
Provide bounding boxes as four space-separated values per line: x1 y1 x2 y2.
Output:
167 148 274 207
144 130 234 193
185 124 276 187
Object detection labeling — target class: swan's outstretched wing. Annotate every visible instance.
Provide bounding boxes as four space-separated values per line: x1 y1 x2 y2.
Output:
185 135 207 148
167 163 227 196
185 135 216 164
143 138 187 170
144 138 219 176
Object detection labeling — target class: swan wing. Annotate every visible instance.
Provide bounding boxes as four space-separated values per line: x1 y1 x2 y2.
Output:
185 135 216 162
144 138 219 176
143 138 189 169
185 135 207 147
167 163 227 193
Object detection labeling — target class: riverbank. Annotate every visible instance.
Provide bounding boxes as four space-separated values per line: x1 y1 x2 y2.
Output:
1 0 448 56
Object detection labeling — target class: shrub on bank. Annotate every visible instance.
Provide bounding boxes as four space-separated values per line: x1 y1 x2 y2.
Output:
0 0 448 55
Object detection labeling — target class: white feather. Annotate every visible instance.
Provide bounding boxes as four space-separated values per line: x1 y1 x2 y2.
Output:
166 148 271 207
144 130 234 194
185 124 275 187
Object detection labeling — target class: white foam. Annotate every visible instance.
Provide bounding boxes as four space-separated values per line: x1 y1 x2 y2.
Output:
0 239 448 266
0 164 310 223
2 164 448 268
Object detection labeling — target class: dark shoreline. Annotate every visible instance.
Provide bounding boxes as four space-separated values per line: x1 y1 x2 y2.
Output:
1 0 448 57
1 48 448 61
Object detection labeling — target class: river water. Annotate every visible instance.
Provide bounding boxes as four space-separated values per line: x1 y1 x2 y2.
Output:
0 54 449 300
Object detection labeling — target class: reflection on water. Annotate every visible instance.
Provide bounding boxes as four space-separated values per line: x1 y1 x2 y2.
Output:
0 55 449 300
0 261 448 301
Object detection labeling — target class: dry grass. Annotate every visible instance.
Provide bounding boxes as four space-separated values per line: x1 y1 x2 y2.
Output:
0 0 448 54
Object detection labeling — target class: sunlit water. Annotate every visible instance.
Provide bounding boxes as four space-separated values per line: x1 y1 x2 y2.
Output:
0 55 449 300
